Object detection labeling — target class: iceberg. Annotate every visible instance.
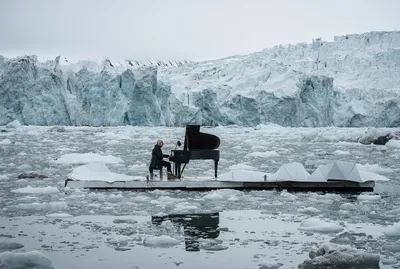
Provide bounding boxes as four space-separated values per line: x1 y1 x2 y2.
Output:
1 31 399 127
0 31 400 127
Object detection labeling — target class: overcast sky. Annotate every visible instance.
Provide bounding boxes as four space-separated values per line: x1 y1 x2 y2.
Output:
1 0 399 61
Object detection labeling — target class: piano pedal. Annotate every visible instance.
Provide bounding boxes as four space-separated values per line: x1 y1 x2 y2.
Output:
167 178 180 181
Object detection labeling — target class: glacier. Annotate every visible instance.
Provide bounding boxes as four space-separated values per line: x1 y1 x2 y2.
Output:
0 31 399 127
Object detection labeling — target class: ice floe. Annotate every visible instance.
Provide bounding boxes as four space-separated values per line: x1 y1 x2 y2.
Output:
143 235 181 248
298 218 344 233
299 242 379 269
0 251 53 269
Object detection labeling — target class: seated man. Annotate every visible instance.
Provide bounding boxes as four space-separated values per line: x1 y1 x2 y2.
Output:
150 140 176 180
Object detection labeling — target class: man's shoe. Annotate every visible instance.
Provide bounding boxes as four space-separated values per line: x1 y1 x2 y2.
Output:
167 172 177 180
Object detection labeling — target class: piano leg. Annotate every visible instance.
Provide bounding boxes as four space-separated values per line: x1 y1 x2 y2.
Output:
173 162 177 177
214 160 219 179
174 162 182 179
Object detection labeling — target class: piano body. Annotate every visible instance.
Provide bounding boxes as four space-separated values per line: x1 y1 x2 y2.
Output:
169 125 220 179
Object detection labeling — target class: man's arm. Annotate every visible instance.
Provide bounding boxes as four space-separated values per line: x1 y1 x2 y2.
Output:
152 147 164 159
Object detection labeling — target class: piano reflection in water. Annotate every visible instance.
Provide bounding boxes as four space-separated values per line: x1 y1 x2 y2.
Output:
152 212 220 252
169 125 220 179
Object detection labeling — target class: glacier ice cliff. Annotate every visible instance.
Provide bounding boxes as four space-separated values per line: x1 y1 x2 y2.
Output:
0 31 399 127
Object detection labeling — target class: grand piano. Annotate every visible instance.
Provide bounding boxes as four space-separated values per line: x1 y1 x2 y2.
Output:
169 125 220 179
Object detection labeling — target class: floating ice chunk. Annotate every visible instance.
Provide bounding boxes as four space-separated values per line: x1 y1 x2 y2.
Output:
329 232 362 244
381 257 398 265
156 196 184 204
0 175 8 180
323 193 343 200
203 189 242 200
203 191 224 200
333 150 350 155
202 244 228 251
0 251 53 269
0 139 11 145
153 212 168 218
55 153 124 165
0 242 24 252
45 213 73 218
386 139 400 149
299 242 380 269
199 238 228 251
11 186 59 194
173 202 199 213
133 195 151 202
357 163 394 173
280 191 298 200
246 151 280 158
339 203 358 211
298 207 321 215
298 218 344 233
387 207 400 215
254 123 283 131
107 235 130 246
259 261 283 269
382 241 400 252
300 130 318 141
357 194 381 202
143 235 180 248
5 120 22 128
15 201 68 211
17 172 48 179
383 222 400 238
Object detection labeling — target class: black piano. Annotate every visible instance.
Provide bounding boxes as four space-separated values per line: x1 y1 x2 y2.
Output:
169 125 220 179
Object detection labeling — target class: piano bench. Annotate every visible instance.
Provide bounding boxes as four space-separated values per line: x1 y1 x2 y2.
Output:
149 165 163 180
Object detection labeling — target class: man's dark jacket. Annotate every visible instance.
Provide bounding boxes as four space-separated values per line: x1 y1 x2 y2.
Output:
150 144 168 166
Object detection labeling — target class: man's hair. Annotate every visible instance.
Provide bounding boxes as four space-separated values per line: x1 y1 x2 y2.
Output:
157 140 163 146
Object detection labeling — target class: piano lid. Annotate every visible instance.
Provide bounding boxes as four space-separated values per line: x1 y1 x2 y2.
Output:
184 125 220 151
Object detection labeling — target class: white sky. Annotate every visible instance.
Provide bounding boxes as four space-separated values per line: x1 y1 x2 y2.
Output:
1 0 399 61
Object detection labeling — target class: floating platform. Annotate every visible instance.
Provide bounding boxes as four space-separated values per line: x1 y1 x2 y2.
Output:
64 178 375 192
64 162 384 192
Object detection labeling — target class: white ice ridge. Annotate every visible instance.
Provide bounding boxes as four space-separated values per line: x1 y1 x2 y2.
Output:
1 31 400 127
